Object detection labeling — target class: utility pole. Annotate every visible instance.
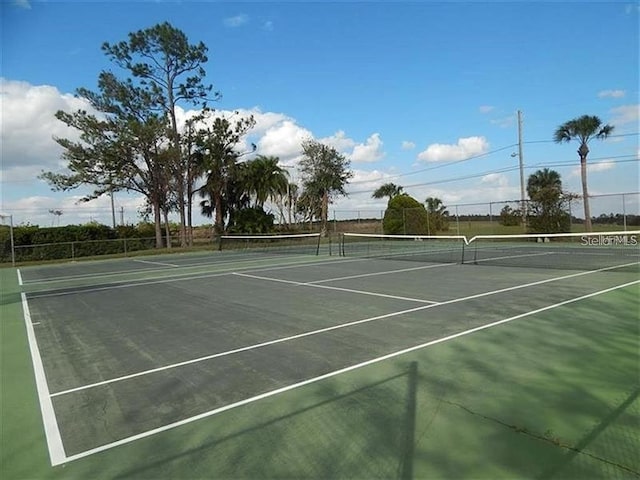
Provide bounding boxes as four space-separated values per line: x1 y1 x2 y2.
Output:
517 110 526 230
110 188 116 228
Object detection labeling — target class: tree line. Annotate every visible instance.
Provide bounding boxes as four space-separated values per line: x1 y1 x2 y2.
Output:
42 22 352 249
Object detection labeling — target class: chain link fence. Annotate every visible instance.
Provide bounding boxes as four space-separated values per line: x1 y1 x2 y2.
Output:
2 193 638 264
328 192 640 236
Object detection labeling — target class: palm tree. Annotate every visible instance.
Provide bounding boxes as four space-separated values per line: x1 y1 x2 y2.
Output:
553 115 614 232
372 183 404 201
527 168 562 200
243 155 289 208
424 196 449 233
198 116 255 233
527 168 570 233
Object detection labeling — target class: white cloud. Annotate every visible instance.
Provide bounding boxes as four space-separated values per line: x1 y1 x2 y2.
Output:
319 131 384 163
481 173 508 187
178 109 383 168
319 130 356 152
479 105 494 114
625 4 640 14
13 0 31 9
350 169 388 184
4 194 147 227
417 136 490 163
224 14 249 27
256 120 312 164
571 161 615 177
350 133 385 163
490 115 516 128
0 79 94 175
598 89 626 99
401 141 415 150
609 104 639 126
263 21 274 31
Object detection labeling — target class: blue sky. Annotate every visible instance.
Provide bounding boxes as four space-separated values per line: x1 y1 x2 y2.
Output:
1 0 638 226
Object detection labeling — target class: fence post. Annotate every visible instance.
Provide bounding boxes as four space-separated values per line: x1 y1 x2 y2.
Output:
455 205 460 235
71 241 75 261
622 193 627 230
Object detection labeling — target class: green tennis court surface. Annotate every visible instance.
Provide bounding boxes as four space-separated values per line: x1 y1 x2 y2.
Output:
2 243 639 479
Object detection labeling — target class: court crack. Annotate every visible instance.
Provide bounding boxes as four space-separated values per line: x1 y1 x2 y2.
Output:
440 399 640 477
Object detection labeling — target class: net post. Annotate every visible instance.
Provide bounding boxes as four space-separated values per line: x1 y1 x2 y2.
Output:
315 232 321 256
0 214 16 267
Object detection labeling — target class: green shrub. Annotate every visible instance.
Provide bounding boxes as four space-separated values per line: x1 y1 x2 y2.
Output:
382 195 430 235
228 207 275 234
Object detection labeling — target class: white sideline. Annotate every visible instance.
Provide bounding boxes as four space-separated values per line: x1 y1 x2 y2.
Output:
472 251 556 263
60 278 640 465
308 262 454 284
17 268 23 286
132 259 180 267
21 293 66 465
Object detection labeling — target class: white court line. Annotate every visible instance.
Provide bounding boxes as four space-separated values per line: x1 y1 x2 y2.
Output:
17 268 23 286
22 265 180 285
21 293 66 465
49 260 638 398
60 278 640 465
307 262 454 284
472 251 557 263
132 259 180 268
233 272 440 304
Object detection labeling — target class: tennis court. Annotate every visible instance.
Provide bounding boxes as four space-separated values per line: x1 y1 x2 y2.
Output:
6 232 640 478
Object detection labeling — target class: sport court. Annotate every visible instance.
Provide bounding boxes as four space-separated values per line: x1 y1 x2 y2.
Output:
16 233 640 477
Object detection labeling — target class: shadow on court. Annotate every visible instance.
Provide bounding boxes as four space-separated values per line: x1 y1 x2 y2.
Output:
536 386 640 479
114 363 420 480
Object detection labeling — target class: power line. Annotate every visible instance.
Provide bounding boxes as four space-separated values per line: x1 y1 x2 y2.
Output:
347 156 639 195
348 143 519 185
348 132 639 186
523 132 638 145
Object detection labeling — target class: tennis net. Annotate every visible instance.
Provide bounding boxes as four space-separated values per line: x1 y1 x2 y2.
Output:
464 231 640 272
340 233 467 264
340 231 640 272
219 233 322 255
